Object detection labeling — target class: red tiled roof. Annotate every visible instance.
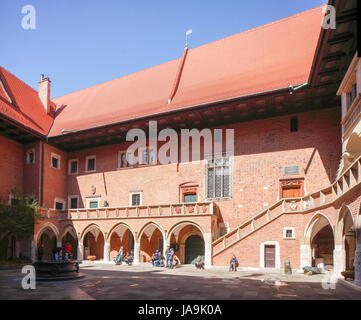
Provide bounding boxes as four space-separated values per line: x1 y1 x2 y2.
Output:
50 6 325 137
0 67 54 137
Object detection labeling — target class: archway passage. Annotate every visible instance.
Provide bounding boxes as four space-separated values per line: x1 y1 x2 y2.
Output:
37 227 58 260
185 235 204 264
168 222 205 265
83 226 104 260
62 232 78 259
335 206 356 274
139 224 163 263
109 226 134 261
311 225 334 267
302 214 334 269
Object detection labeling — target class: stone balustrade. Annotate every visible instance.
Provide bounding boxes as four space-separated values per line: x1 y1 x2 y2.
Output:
39 202 215 221
213 155 361 255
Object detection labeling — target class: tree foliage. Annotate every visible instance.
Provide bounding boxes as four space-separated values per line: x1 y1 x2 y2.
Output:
0 188 44 238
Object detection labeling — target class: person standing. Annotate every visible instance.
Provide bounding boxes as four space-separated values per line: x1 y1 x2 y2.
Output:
118 246 124 265
65 242 72 260
165 246 172 268
37 243 44 261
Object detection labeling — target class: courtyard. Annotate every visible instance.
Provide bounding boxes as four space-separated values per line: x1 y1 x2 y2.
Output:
0 263 360 300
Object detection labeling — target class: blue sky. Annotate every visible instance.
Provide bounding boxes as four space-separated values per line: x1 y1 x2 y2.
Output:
0 0 326 98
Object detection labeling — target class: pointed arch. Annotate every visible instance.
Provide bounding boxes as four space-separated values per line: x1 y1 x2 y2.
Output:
35 222 60 244
80 223 104 242
335 204 355 246
108 222 135 242
138 221 164 241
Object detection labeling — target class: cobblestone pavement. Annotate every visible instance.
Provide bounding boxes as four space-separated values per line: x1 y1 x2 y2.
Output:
0 263 360 300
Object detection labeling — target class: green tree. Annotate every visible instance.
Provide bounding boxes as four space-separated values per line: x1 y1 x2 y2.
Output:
0 187 44 239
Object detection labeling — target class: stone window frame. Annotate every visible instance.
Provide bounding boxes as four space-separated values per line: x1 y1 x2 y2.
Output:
86 197 101 209
54 197 66 210
204 154 232 201
85 155 96 173
279 178 304 199
259 241 281 269
68 195 79 209
26 148 35 165
283 227 296 240
129 191 142 207
50 152 61 169
68 158 79 175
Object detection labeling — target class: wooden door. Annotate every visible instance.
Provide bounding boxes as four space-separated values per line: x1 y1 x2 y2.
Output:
264 245 276 268
282 186 301 199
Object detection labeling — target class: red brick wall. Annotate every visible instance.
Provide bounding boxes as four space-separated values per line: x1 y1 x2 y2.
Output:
43 144 67 209
65 108 341 231
23 141 41 200
0 136 23 203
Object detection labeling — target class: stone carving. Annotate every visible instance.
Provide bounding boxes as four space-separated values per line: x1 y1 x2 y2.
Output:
290 201 298 211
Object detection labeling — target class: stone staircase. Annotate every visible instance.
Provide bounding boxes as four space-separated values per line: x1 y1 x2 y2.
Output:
212 155 361 257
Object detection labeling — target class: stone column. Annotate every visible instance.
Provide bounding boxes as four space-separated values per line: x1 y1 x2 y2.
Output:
333 245 346 277
57 241 62 248
77 242 83 261
163 233 169 257
103 242 110 262
180 243 185 264
31 238 36 262
300 244 312 269
133 241 140 265
204 233 212 269
354 241 361 286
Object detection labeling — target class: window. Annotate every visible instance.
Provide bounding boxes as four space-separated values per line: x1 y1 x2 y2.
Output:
68 196 79 209
51 153 61 169
283 227 295 240
54 198 65 210
119 152 128 168
130 192 142 206
184 193 197 203
118 151 135 168
347 83 357 110
26 148 35 164
290 117 298 132
8 194 20 206
86 197 100 209
206 156 231 199
85 156 96 172
139 147 156 165
68 159 78 174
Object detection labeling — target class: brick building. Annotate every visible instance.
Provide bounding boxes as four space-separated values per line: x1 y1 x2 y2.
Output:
0 1 360 283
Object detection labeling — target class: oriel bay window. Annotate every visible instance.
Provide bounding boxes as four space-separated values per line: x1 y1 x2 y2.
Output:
206 156 231 199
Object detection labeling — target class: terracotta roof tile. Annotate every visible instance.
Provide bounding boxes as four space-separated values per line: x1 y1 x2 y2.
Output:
0 67 54 137
50 5 325 136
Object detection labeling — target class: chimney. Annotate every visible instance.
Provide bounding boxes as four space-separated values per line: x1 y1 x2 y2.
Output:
38 74 51 114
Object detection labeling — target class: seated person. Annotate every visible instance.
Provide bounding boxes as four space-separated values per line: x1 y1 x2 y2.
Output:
173 255 181 267
124 253 133 265
229 254 239 272
195 256 205 270
151 253 157 266
155 253 165 267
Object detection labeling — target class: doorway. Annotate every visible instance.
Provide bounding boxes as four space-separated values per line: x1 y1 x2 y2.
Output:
264 245 276 268
185 235 204 264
